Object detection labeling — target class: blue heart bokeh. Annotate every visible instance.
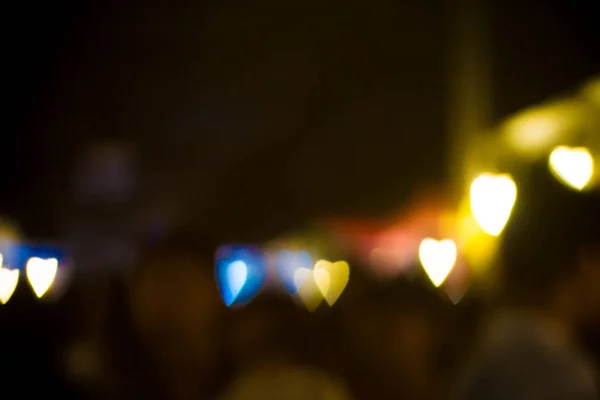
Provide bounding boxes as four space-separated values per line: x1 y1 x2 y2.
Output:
274 250 313 294
215 245 266 307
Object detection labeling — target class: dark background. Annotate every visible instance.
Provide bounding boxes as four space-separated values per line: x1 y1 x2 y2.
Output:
1 2 599 397
4 0 599 241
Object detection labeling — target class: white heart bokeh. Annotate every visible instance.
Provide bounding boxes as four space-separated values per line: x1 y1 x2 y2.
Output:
419 238 457 287
26 257 58 298
470 173 517 236
0 267 19 304
226 260 248 305
549 146 595 191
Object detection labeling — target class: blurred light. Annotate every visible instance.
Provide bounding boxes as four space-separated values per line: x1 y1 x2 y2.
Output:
26 257 58 298
418 238 457 287
294 268 312 292
313 260 349 306
0 225 21 269
445 281 466 304
502 101 583 156
294 267 323 312
582 77 600 106
442 256 470 304
215 246 266 307
549 146 594 191
76 142 135 203
314 266 331 297
470 173 517 236
0 253 19 304
459 218 499 276
274 250 313 294
0 221 20 242
454 197 499 277
0 267 19 304
369 247 416 278
227 260 248 304
24 245 70 302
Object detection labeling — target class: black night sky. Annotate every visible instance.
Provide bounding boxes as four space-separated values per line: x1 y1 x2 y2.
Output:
4 0 600 241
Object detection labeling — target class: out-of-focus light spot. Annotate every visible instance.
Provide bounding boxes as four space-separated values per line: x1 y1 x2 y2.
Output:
294 267 323 312
216 246 266 307
461 225 498 276
226 260 248 304
502 102 582 156
470 173 517 236
0 253 19 304
313 267 331 296
369 247 415 278
0 224 21 268
0 222 20 242
442 257 470 305
313 260 349 306
582 77 600 106
446 284 466 304
274 250 313 294
26 257 58 298
454 198 499 278
23 245 69 302
0 267 19 304
549 146 594 191
294 268 311 292
418 238 457 287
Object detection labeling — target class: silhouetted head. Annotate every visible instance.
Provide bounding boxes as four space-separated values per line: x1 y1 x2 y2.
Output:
228 293 310 368
130 229 223 373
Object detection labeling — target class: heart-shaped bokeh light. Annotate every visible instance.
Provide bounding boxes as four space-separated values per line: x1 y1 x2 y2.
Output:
227 260 248 303
313 260 349 306
418 238 457 287
470 173 517 236
0 253 19 304
216 246 266 307
442 259 470 304
549 146 595 191
294 267 324 312
275 250 313 294
26 257 58 298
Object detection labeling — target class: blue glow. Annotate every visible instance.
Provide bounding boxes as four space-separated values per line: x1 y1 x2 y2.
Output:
226 260 248 303
0 241 65 270
274 250 313 294
0 238 21 268
215 245 266 307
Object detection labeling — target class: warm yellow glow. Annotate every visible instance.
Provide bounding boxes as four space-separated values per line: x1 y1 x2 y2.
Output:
455 199 499 276
582 77 600 106
549 146 595 191
418 238 457 287
0 266 19 304
26 257 58 298
470 173 517 236
462 228 498 275
502 101 583 156
313 267 331 297
294 268 323 312
313 260 349 306
507 114 560 150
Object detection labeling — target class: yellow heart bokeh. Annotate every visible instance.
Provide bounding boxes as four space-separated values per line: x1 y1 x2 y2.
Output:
549 146 595 191
419 238 457 287
0 267 19 304
294 267 323 312
313 260 349 306
26 257 58 298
